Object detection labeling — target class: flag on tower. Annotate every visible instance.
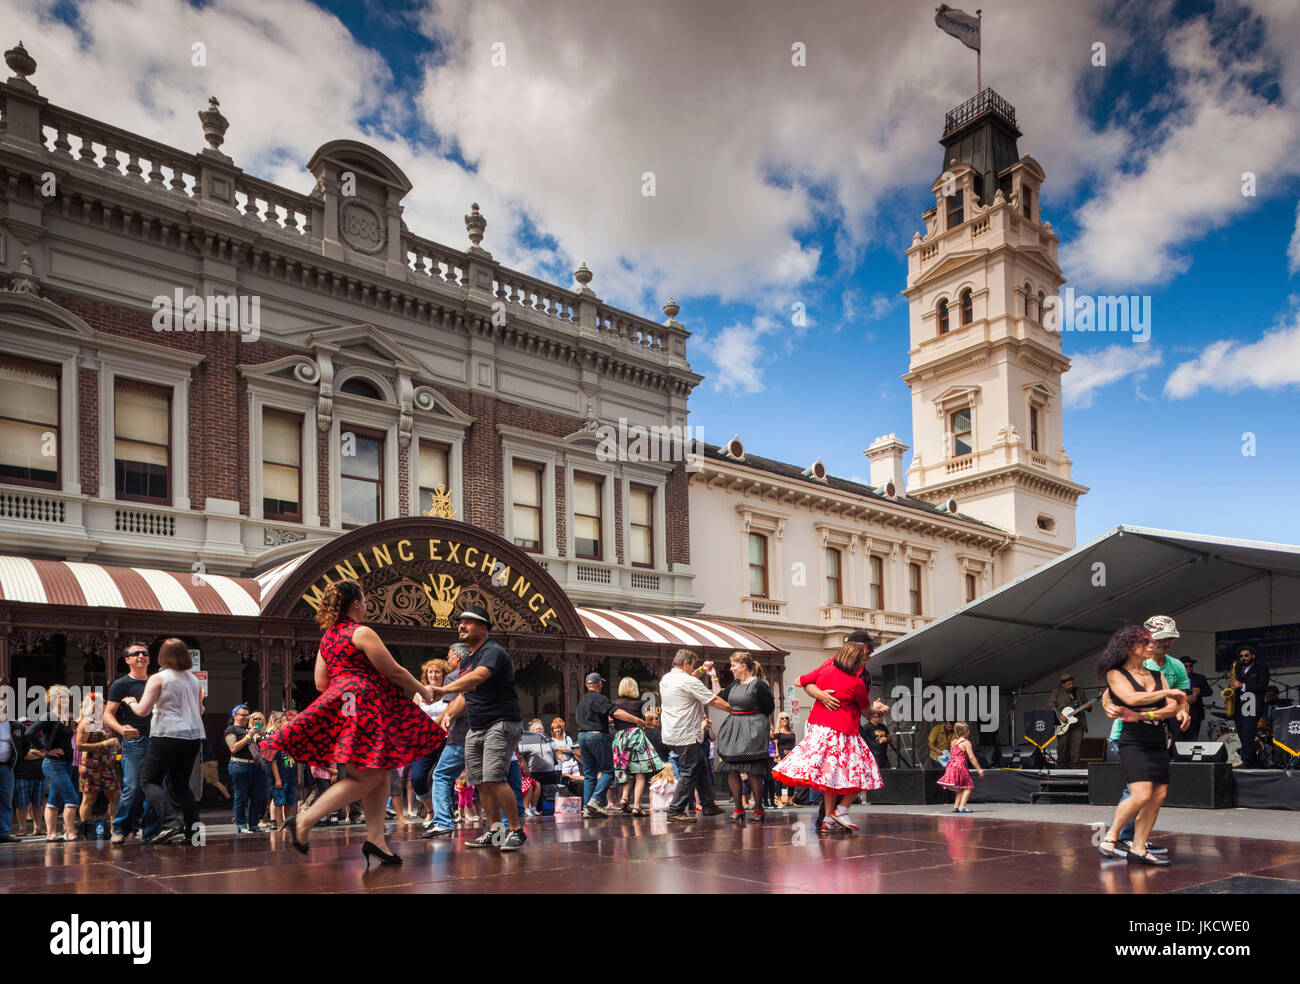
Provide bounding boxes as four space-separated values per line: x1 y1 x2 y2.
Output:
935 5 982 51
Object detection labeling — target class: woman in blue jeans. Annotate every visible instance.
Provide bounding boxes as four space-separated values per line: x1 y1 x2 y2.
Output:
224 705 261 833
25 685 81 840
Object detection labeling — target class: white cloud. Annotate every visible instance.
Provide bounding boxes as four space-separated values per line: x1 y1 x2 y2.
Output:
1063 344 1164 409
1062 13 1300 290
843 290 895 324
694 316 780 394
1288 201 1300 275
1165 305 1300 398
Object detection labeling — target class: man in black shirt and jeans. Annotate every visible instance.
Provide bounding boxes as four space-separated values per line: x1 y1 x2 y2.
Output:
430 606 527 851
575 673 645 818
104 643 162 844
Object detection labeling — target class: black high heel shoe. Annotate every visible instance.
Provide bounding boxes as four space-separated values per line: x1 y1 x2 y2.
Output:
1126 848 1171 867
362 840 402 867
288 817 309 855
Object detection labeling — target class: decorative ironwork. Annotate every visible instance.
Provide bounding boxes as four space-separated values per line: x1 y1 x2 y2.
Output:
421 483 456 520
943 88 1016 135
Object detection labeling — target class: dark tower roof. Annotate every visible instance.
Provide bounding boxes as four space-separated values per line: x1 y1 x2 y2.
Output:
940 88 1022 207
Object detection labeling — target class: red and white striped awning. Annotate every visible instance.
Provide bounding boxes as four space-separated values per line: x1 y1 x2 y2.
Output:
0 555 261 617
576 607 782 652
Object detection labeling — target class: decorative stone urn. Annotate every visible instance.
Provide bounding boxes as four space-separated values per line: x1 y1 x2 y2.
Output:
4 41 36 80
198 96 229 152
465 202 486 249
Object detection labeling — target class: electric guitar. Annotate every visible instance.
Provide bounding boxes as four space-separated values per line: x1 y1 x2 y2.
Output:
1054 700 1095 737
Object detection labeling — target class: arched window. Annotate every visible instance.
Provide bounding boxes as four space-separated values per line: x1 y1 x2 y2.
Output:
1024 283 1035 322
340 377 382 400
959 289 973 327
937 298 950 334
1036 291 1046 325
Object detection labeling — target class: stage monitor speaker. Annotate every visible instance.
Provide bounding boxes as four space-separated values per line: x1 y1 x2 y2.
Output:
1023 711 1057 748
1172 741 1227 763
974 745 999 768
876 661 924 694
1078 737 1107 764
1167 763 1232 809
1273 706 1300 757
1005 744 1043 769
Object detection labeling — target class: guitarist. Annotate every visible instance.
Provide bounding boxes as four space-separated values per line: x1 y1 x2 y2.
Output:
1049 674 1091 767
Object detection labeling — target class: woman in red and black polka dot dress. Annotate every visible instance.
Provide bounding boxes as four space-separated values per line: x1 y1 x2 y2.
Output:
265 579 445 865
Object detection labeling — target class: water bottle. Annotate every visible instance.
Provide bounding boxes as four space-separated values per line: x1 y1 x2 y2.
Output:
95 822 104 844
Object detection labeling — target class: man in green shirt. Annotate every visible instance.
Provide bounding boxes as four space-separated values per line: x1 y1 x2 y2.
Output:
1106 615 1187 854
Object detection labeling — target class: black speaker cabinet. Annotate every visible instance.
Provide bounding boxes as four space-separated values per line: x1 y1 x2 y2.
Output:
1088 761 1231 809
867 767 947 805
876 661 924 694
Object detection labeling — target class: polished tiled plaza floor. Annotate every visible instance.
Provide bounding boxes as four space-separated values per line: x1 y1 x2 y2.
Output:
4 808 1299 894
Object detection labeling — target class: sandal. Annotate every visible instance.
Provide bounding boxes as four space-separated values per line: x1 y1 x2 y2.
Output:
1098 838 1126 860
618 801 632 814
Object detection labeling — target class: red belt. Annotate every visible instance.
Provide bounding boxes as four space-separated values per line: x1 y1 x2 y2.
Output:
730 710 758 715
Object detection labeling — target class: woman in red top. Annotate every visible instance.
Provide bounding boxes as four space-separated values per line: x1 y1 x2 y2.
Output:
773 630 884 832
266 579 446 866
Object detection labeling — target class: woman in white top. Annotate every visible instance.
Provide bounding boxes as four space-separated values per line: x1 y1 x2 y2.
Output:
409 658 450 812
123 637 206 846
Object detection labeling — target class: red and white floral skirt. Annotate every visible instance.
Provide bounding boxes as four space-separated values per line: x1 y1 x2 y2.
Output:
772 723 883 795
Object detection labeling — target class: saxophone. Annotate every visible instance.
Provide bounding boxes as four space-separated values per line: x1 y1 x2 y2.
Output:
1222 660 1238 718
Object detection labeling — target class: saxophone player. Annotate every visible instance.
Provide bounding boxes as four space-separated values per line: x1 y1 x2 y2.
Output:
1230 645 1271 768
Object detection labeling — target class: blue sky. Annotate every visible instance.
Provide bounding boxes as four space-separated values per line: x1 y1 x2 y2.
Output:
11 0 1300 544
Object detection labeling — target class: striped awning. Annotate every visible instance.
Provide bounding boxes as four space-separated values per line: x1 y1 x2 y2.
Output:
576 607 782 652
0 555 261 617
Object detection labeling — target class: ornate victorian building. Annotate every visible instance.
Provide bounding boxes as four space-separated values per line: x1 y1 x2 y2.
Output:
0 44 778 721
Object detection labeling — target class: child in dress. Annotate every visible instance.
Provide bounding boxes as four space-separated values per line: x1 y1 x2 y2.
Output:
649 763 678 813
456 772 479 823
938 721 985 812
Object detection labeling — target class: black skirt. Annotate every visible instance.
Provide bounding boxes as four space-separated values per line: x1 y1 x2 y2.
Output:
1117 722 1169 785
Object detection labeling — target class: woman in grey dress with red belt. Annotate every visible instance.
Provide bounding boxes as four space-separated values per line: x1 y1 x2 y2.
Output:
716 652 775 822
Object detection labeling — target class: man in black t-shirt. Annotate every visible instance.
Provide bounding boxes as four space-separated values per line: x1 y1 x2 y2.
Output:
430 606 527 851
104 643 161 844
574 673 644 818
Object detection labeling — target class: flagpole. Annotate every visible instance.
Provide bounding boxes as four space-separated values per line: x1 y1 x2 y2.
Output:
976 8 982 92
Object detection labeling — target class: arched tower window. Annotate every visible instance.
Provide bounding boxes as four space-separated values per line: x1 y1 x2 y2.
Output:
937 298 950 335
1036 291 1046 326
959 289 973 327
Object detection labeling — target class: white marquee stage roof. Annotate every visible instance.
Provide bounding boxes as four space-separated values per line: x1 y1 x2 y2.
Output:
871 526 1300 689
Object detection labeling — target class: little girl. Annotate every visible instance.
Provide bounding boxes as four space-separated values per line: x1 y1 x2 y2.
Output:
456 772 478 823
649 763 678 813
938 721 985 812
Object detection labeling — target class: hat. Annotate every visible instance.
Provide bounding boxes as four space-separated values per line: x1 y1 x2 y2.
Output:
1144 615 1180 640
1181 656 1196 665
456 605 491 627
585 672 605 686
1060 673 1074 681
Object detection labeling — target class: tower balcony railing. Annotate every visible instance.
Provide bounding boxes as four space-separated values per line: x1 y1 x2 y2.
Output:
943 88 1017 135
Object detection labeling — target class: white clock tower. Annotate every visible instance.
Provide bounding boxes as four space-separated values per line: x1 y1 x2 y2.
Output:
900 89 1087 578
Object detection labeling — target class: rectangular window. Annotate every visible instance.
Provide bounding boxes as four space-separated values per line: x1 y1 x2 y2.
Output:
965 572 978 604
947 190 964 229
1029 406 1040 453
1023 187 1033 219
417 440 450 515
573 472 603 560
950 408 973 457
909 563 923 616
511 460 543 551
0 356 59 488
340 427 383 528
825 547 842 606
262 409 301 521
869 555 884 610
748 533 768 599
114 379 170 502
629 484 654 567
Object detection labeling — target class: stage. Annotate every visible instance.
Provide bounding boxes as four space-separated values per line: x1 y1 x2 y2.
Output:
3 808 1298 895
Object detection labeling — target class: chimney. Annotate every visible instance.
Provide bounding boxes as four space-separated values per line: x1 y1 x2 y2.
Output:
865 434 909 494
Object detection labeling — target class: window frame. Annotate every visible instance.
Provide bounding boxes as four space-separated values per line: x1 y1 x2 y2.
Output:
947 189 964 229
949 408 974 458
338 423 386 530
0 353 61 490
416 438 452 517
965 572 978 604
628 482 655 569
572 470 605 561
747 532 769 600
824 546 843 606
113 377 172 505
510 458 546 554
868 554 885 611
937 298 950 335
260 407 303 523
909 562 923 616
959 288 973 327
